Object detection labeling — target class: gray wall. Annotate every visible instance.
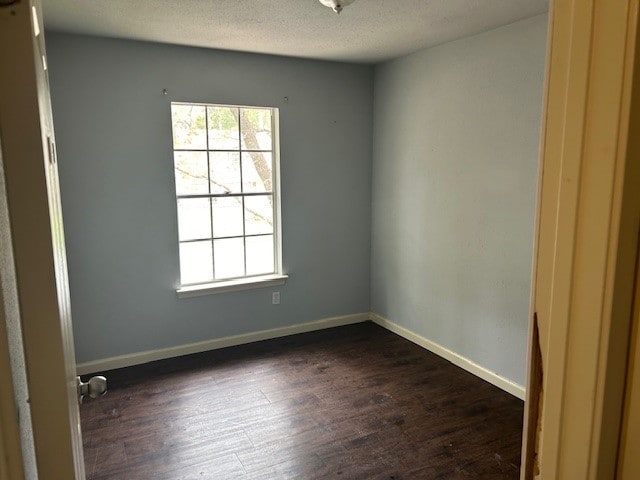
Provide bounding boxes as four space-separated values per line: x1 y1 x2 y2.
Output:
371 15 547 386
47 34 373 364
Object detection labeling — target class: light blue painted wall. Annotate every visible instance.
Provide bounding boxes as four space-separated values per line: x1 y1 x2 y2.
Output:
371 15 547 386
47 34 373 363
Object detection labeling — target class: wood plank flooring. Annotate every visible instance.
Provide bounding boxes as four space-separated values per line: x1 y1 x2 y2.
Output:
80 322 524 479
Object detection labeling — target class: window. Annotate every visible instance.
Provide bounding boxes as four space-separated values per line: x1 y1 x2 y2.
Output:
171 103 283 292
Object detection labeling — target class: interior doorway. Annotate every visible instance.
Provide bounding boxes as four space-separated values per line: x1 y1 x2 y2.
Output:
4 1 640 479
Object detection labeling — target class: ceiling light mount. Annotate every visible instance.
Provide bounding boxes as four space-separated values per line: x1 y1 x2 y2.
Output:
318 0 356 14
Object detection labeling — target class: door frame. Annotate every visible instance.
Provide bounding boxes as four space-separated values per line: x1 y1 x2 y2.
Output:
617 240 640 479
0 1 85 478
521 0 640 478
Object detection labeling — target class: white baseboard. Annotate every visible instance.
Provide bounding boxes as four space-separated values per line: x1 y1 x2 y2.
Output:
369 312 526 400
77 311 526 401
76 312 369 375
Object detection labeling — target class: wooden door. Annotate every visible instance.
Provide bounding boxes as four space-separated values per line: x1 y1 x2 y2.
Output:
0 1 85 478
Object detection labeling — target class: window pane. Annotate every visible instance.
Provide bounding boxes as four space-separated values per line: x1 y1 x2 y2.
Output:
242 152 272 193
245 196 273 235
172 104 206 149
246 235 274 275
180 241 213 284
177 198 211 241
212 197 243 238
209 152 241 194
174 151 209 195
214 238 244 279
240 108 272 151
208 106 240 150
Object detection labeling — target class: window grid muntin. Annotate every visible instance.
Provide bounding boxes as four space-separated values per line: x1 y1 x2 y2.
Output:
238 107 247 278
174 149 273 153
176 192 273 199
173 103 277 286
204 106 216 278
179 232 274 243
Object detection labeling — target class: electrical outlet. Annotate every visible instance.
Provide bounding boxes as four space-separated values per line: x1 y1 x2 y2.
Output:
272 291 280 305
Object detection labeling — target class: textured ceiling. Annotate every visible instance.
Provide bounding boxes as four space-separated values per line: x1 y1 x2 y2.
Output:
42 0 548 64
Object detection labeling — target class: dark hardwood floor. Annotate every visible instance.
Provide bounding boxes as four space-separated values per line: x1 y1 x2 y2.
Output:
80 322 524 480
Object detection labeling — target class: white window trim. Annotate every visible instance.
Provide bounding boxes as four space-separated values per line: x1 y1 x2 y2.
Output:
171 103 285 294
177 273 288 298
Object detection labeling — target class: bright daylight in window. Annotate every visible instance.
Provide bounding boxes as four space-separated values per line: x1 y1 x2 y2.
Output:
171 103 281 287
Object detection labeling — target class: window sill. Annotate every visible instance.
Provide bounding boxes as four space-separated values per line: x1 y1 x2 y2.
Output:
176 274 288 298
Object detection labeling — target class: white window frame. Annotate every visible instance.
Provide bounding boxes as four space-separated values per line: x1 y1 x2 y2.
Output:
171 102 286 297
